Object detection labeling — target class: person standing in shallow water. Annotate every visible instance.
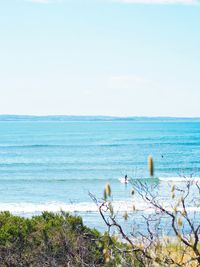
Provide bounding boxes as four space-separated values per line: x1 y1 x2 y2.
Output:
125 175 128 183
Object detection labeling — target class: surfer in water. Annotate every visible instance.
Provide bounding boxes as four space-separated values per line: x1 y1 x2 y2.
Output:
124 175 128 183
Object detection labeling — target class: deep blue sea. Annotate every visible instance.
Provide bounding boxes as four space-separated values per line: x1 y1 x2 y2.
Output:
0 116 200 230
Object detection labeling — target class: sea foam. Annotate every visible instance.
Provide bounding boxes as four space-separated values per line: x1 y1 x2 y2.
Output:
0 200 200 215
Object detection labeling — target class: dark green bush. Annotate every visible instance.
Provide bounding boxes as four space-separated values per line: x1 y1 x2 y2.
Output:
0 211 106 267
0 211 138 266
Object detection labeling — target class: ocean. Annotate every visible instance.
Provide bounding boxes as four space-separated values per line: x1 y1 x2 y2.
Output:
0 116 200 231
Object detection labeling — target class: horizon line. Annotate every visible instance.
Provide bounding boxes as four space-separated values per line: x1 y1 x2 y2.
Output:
0 114 200 119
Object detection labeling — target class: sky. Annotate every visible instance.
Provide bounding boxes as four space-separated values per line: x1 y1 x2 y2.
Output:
0 0 200 117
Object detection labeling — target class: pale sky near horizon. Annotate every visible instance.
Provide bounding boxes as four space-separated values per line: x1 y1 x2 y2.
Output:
0 0 200 117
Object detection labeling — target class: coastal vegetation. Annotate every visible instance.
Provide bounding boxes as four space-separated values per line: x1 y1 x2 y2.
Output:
0 158 200 266
0 211 109 266
93 178 200 267
0 182 200 266
90 157 200 266
0 178 200 267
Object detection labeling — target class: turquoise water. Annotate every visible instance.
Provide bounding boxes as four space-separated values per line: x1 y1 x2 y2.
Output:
0 117 200 229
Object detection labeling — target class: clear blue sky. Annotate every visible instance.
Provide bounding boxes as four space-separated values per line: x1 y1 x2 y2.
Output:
0 0 199 117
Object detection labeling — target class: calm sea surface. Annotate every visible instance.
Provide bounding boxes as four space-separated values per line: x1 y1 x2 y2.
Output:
0 117 200 230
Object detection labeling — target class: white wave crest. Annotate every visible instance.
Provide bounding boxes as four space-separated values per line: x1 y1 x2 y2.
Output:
0 201 149 214
0 200 200 215
159 177 200 183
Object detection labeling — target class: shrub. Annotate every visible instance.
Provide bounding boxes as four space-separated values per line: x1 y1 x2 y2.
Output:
0 211 105 266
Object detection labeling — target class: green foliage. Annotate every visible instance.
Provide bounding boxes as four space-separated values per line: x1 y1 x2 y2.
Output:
0 211 138 267
0 211 103 266
0 211 145 266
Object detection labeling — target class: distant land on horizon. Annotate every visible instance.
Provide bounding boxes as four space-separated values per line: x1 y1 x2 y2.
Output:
0 115 200 122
